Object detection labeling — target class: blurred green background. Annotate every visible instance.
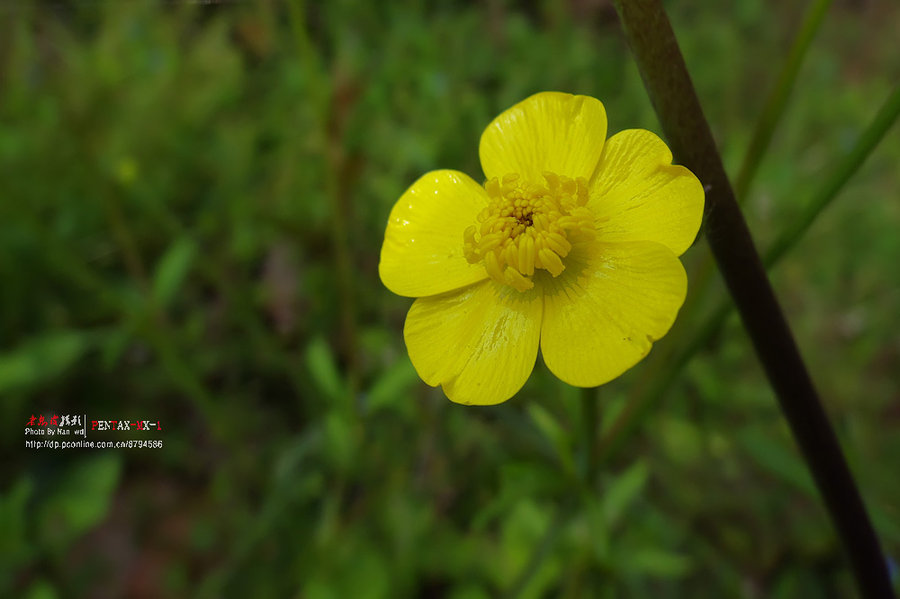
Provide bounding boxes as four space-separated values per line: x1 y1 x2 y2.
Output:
2 0 899 597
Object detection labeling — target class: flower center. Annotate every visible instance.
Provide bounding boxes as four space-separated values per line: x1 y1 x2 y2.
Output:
464 172 596 292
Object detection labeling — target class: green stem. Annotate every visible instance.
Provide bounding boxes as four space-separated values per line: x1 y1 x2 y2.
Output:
580 386 598 485
102 190 150 292
764 84 900 265
503 500 571 599
324 134 361 398
289 0 360 397
734 0 833 200
505 386 599 598
612 2 893 597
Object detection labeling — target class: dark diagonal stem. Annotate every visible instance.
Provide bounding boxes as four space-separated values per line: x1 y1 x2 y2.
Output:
612 1 893 597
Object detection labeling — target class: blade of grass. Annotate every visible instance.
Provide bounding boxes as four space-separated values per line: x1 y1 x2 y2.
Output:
734 0 833 201
764 84 900 265
288 0 361 398
612 1 894 596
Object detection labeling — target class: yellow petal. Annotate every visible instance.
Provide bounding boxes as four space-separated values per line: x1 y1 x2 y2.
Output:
379 170 490 297
404 281 543 405
539 241 687 387
588 129 704 256
479 92 608 183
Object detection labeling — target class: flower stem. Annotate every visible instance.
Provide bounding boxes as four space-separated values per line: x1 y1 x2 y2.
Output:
288 0 361 398
580 386 598 484
612 1 894 597
503 499 571 599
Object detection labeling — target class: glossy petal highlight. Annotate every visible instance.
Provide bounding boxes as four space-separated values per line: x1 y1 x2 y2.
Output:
479 92 608 183
588 129 704 256
379 170 490 297
539 241 687 387
404 281 543 405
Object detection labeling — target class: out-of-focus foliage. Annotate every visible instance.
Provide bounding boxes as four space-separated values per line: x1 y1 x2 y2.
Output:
2 1 899 597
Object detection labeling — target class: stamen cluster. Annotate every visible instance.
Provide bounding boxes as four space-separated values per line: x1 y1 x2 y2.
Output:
464 172 595 291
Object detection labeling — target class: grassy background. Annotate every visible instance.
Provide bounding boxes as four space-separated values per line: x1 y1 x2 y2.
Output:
2 0 899 597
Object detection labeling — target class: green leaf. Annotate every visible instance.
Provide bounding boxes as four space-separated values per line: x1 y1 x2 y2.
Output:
272 429 323 487
152 237 197 308
472 462 565 531
526 403 573 473
324 411 355 472
341 548 390 599
39 454 122 550
625 548 692 578
0 330 90 394
305 337 347 404
0 476 35 581
737 427 816 496
658 417 704 466
499 500 554 590
602 460 649 526
583 498 611 565
449 585 491 599
99 328 132 370
24 579 59 599
366 359 418 415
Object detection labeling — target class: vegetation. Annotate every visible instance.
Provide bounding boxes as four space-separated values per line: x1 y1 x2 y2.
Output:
3 1 899 596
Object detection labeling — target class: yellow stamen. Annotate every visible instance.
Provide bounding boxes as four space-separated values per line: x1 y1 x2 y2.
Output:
464 172 595 291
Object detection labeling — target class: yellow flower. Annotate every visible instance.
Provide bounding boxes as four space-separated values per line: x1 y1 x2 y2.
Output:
379 92 704 405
